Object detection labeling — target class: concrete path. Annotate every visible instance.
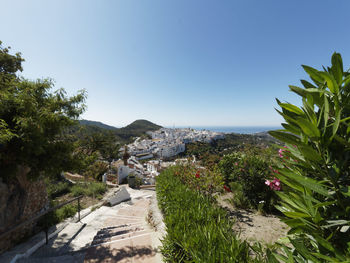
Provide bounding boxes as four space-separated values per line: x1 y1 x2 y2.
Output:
16 186 162 263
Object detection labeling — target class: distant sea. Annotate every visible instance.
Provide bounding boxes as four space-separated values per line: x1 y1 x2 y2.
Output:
169 126 281 134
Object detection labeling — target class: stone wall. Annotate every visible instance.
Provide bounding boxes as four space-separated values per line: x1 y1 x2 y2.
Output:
0 167 48 254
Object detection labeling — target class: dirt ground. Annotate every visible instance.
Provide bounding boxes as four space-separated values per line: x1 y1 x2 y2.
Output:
216 193 289 245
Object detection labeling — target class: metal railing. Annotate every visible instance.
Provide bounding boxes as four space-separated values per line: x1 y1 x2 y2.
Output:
0 195 83 245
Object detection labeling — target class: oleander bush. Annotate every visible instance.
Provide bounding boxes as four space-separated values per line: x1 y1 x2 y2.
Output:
268 53 350 262
156 166 264 262
218 153 278 212
171 163 225 195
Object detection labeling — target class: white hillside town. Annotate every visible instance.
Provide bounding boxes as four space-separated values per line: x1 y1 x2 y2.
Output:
110 128 224 185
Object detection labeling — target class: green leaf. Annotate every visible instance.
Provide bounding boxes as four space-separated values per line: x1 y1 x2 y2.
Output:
331 52 343 85
319 71 339 94
280 169 329 196
269 130 301 145
298 145 322 162
295 117 320 139
314 200 336 208
301 79 317 89
284 211 311 218
331 109 341 139
290 238 320 262
312 252 340 262
279 102 304 115
324 95 329 129
266 249 280 263
343 75 350 90
289 85 307 98
282 123 301 135
314 233 335 252
302 65 324 84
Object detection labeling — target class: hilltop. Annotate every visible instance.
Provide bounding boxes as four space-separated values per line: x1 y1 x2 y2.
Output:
115 119 162 141
75 119 162 144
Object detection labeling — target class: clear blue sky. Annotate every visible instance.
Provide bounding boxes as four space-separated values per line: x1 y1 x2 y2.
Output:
1 0 349 127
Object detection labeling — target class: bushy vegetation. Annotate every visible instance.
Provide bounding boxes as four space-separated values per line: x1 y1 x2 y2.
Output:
46 180 71 199
267 53 350 261
169 164 224 195
218 152 278 212
156 166 262 262
0 41 86 181
70 182 107 199
185 133 277 167
39 202 78 227
84 161 109 181
42 180 107 227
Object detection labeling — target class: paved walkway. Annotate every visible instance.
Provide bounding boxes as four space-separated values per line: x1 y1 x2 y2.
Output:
84 198 159 263
14 187 162 263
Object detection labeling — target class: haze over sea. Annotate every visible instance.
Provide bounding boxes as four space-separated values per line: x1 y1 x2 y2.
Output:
169 126 281 134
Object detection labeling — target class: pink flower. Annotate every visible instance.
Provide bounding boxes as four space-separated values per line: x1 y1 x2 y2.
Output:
234 162 238 166
265 178 281 191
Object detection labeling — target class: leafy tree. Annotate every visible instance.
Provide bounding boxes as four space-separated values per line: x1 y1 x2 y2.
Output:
0 41 86 182
77 129 120 161
269 53 350 262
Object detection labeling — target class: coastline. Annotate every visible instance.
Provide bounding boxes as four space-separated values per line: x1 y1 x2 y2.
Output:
166 126 281 134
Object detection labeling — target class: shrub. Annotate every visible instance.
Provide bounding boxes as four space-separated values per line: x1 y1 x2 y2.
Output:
218 153 277 212
55 204 77 221
38 202 78 227
171 164 224 195
46 180 71 199
84 160 108 181
228 181 250 208
71 182 106 198
156 167 264 262
269 53 350 262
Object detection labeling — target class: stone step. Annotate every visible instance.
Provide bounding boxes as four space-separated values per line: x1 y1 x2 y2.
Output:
94 224 145 239
91 228 153 246
29 222 87 258
84 232 156 263
17 251 85 263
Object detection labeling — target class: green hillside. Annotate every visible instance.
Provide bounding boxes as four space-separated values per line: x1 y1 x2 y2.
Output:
74 119 162 144
79 120 118 130
115 119 162 140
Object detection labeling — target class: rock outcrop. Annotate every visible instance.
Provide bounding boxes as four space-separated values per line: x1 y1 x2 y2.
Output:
0 167 48 254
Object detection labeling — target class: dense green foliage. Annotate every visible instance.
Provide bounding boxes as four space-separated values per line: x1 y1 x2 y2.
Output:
38 203 78 228
46 180 71 199
268 53 350 262
0 41 86 181
185 133 277 167
156 166 261 263
70 182 106 199
46 179 107 200
169 164 224 195
218 153 278 212
76 130 120 161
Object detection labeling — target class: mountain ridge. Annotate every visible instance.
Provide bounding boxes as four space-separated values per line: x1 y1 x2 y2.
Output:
77 119 162 143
